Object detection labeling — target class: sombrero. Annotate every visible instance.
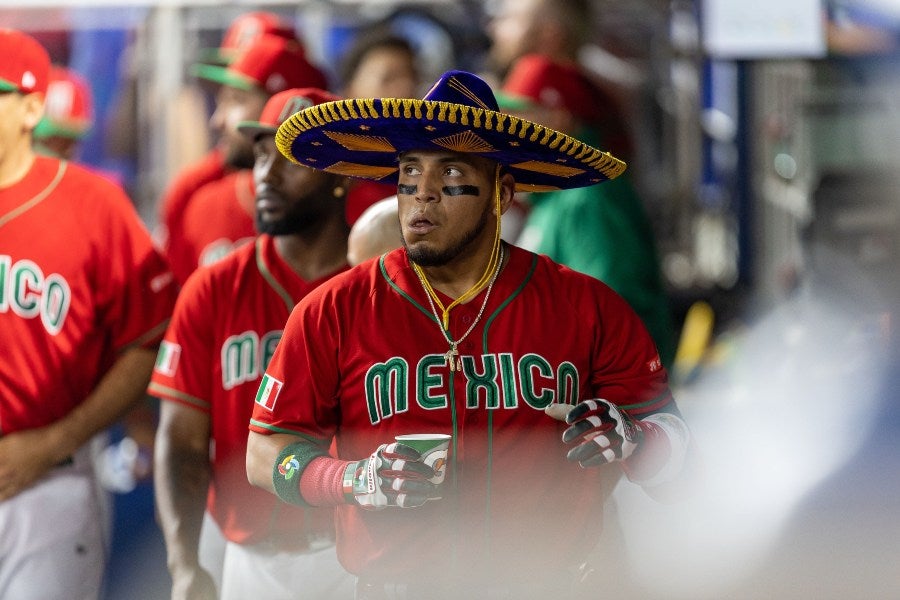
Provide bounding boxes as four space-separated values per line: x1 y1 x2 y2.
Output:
275 70 626 193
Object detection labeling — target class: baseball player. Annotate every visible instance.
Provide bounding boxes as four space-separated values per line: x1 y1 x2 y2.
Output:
150 88 355 600
153 11 297 257
32 65 93 161
164 34 329 285
0 29 177 600
246 70 694 599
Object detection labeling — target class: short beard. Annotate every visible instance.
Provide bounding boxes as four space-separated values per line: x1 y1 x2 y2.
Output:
404 205 489 267
256 210 306 237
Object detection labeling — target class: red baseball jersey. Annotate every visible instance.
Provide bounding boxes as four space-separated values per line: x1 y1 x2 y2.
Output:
166 170 256 285
249 244 673 581
154 149 227 254
149 235 347 544
1 156 177 434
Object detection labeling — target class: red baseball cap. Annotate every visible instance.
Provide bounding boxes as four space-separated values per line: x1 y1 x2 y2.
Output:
0 28 51 96
501 54 601 124
199 11 297 66
193 34 328 96
237 87 341 139
33 66 94 140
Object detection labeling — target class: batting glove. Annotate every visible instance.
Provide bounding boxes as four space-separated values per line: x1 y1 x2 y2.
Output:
345 443 437 510
556 399 644 468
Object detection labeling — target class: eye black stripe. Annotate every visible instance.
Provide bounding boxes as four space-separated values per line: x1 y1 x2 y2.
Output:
397 184 417 195
443 185 479 196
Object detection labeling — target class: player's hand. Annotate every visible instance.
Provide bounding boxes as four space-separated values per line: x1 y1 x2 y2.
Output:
547 399 644 468
0 428 60 500
169 565 217 600
346 443 437 510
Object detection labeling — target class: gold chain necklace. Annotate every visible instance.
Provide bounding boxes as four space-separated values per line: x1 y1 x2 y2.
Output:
414 245 505 372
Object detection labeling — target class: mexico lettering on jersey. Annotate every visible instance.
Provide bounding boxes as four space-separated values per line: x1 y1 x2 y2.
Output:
0 255 72 335
249 245 674 581
0 156 177 434
148 235 347 544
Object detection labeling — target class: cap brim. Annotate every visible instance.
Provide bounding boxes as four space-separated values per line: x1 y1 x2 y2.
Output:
191 63 256 91
236 121 276 139
196 47 233 66
0 79 19 92
33 118 90 140
275 98 626 192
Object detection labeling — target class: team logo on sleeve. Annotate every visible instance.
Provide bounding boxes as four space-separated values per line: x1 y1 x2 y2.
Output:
154 341 182 377
255 374 283 411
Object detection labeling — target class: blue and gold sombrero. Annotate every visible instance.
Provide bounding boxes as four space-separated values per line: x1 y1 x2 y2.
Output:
275 70 626 193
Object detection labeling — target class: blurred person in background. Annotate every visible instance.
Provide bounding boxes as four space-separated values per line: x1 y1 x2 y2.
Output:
346 195 400 267
32 65 93 162
336 27 421 227
485 0 633 160
501 54 676 369
149 11 299 279
0 28 177 600
151 87 354 600
168 33 329 285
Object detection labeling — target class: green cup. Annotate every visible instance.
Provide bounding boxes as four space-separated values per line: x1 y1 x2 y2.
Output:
395 433 451 484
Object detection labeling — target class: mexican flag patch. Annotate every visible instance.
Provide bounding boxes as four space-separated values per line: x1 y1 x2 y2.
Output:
154 341 181 377
255 374 283 411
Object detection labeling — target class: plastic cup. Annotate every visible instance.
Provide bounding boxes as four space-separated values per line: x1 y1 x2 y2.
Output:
395 433 451 484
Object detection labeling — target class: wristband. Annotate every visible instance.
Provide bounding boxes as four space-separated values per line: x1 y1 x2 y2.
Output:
273 442 328 507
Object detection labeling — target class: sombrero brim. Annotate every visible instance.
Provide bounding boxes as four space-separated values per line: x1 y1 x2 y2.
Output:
275 97 626 192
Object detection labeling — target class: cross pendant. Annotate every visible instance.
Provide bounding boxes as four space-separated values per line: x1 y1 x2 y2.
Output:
445 345 461 372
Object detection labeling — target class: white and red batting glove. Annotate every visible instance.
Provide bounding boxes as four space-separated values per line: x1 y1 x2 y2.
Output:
549 399 643 467
345 442 437 510
547 399 691 487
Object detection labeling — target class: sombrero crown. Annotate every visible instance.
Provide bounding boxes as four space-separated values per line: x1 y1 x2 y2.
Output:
275 70 626 192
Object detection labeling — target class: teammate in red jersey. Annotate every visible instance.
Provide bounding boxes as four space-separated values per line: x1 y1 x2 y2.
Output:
0 29 177 600
163 32 328 285
150 88 354 600
152 11 298 261
246 70 695 599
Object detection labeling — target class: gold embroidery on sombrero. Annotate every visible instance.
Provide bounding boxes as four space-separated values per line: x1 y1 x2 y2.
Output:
471 107 484 128
510 161 585 178
446 76 491 110
519 183 561 192
324 131 396 153
326 162 397 178
432 131 495 153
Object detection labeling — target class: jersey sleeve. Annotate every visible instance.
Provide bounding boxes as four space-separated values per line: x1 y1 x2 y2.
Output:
147 268 216 413
89 177 177 352
585 277 675 417
249 284 342 442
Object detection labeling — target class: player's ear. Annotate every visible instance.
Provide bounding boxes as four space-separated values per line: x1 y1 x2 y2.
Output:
22 92 46 132
495 170 516 217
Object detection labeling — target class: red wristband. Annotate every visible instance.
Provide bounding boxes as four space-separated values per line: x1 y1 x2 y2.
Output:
299 456 353 506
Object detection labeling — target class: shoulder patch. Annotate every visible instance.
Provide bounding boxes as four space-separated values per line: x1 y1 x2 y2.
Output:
154 341 182 377
255 374 283 411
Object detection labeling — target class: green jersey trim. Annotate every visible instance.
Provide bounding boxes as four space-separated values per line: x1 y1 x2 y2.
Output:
148 382 209 411
256 237 295 312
